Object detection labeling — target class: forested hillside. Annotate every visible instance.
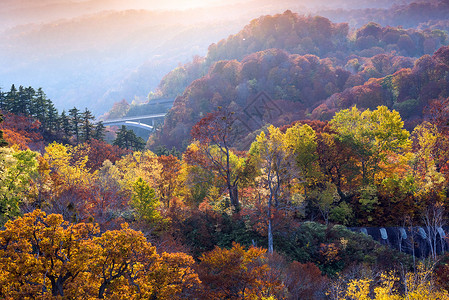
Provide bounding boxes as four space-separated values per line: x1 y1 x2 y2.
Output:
148 11 448 149
320 0 449 29
315 46 449 125
155 11 444 101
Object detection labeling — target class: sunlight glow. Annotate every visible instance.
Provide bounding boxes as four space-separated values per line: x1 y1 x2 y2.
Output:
135 0 226 10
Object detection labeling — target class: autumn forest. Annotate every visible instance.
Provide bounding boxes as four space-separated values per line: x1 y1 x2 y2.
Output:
2 0 449 299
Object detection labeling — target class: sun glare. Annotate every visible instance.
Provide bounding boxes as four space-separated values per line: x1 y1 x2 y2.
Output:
155 0 225 10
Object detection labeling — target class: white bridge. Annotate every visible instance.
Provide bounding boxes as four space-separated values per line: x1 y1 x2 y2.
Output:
100 113 167 131
98 98 174 131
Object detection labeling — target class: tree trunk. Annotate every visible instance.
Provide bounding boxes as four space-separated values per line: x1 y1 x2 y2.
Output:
98 283 107 299
229 184 239 211
268 217 273 254
267 189 273 254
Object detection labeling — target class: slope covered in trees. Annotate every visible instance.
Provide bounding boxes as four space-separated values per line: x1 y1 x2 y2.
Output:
314 45 449 127
2 104 449 298
150 19 446 147
145 11 448 150
206 10 446 61
154 11 446 101
320 0 449 30
0 84 138 160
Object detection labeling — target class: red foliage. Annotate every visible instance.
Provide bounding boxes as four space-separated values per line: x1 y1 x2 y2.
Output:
2 128 32 150
157 155 181 208
190 109 241 209
68 139 130 172
162 49 353 149
191 109 236 145
240 203 301 240
197 242 285 299
285 261 328 299
423 98 449 180
0 112 43 150
435 256 449 291
424 97 449 134
85 139 130 171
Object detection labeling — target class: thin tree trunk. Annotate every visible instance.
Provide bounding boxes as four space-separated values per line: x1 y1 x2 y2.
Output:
268 177 274 254
268 216 273 254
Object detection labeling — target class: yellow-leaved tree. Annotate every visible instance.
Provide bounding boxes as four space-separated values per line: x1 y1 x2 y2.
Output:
250 125 296 253
338 264 449 300
43 142 94 194
0 210 201 299
0 147 38 224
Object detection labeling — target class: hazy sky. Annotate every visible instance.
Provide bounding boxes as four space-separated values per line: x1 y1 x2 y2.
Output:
0 0 238 13
0 0 265 113
0 0 252 30
154 0 225 9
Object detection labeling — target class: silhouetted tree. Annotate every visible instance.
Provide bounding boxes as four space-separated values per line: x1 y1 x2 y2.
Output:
69 107 81 143
94 121 105 141
60 110 71 139
80 108 95 142
46 103 58 133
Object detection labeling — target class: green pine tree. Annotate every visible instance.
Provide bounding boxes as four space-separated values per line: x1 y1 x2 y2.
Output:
0 88 5 111
80 108 95 142
6 84 18 113
46 103 58 134
60 110 72 139
94 121 106 141
32 88 48 123
23 86 35 115
69 107 81 143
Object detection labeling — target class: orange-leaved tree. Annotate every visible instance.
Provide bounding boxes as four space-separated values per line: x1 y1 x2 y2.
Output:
0 209 99 298
157 154 181 209
0 210 201 299
197 242 285 299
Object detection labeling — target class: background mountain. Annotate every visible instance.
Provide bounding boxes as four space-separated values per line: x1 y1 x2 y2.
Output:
318 0 449 29
0 0 416 114
148 10 448 149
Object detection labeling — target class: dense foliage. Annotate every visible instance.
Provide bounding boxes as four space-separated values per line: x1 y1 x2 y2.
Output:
3 5 449 300
314 45 449 127
153 9 446 104
145 11 449 150
320 0 449 30
0 85 104 145
2 103 449 297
